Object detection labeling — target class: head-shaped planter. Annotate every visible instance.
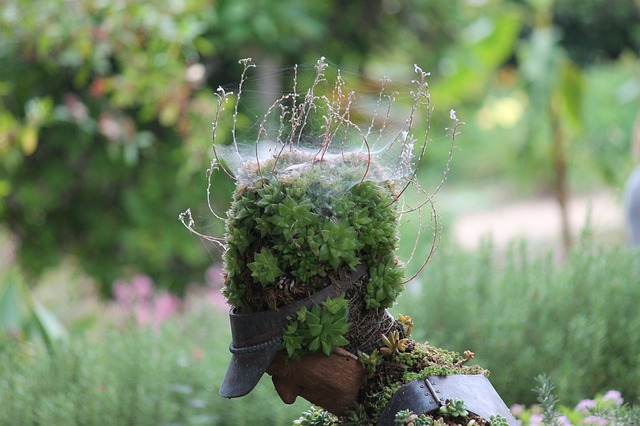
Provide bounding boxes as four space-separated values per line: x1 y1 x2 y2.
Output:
209 58 429 407
181 58 516 425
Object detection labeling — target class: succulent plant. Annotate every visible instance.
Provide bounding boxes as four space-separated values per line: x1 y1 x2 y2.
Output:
293 406 336 426
439 399 469 418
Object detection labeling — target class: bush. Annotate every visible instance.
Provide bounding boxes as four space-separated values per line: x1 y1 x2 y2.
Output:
394 236 640 407
0 0 235 294
0 308 309 425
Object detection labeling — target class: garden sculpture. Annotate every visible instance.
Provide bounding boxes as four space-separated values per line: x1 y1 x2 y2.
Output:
624 165 640 246
182 58 517 425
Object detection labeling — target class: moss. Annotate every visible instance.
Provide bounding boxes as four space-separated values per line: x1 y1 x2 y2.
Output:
356 337 488 424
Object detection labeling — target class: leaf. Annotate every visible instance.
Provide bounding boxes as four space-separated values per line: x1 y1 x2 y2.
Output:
557 59 584 132
321 339 332 356
332 335 349 348
30 300 69 346
306 309 321 326
308 322 323 337
308 336 321 352
295 307 307 322
21 125 38 155
0 275 21 334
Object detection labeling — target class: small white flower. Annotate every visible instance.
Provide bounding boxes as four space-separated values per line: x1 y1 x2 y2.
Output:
450 109 458 120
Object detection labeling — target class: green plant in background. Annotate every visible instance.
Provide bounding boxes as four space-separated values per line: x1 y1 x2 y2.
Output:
513 375 640 425
517 17 585 252
2 0 638 296
398 235 640 407
0 0 235 294
0 268 68 351
0 306 311 426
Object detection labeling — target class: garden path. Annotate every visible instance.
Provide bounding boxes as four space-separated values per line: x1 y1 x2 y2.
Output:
446 189 624 250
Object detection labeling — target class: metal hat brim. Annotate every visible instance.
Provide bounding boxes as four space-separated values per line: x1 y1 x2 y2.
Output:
219 341 279 398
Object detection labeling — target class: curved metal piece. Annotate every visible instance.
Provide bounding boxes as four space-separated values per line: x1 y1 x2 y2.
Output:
377 374 518 426
427 375 518 425
378 379 440 425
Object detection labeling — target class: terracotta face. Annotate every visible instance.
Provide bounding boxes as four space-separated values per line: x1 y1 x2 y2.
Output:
265 347 366 416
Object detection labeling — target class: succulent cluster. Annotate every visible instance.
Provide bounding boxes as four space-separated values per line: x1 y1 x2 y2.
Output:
222 150 404 314
281 295 350 359
293 406 336 426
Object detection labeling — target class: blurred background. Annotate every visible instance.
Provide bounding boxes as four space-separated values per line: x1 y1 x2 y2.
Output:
1 0 640 424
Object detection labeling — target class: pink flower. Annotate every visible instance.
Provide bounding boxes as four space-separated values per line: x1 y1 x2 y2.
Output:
135 304 153 325
583 416 608 426
576 399 596 412
132 274 154 300
204 264 228 311
510 404 525 417
154 293 181 322
205 265 224 287
557 415 572 425
208 290 229 311
528 413 544 425
113 279 133 303
602 390 623 406
111 275 182 327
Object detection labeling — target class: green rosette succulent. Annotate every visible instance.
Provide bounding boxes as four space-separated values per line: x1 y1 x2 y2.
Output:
222 150 404 311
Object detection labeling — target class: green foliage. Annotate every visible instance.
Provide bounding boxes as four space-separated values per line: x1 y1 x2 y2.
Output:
282 296 350 359
0 308 310 426
357 349 383 378
438 399 468 418
534 374 561 426
552 0 640 65
318 220 362 270
591 402 640 426
292 406 336 426
1 269 68 351
366 258 405 309
248 248 283 287
0 0 239 294
398 237 640 406
223 156 404 310
380 330 409 357
489 415 509 426
515 385 639 425
394 409 433 426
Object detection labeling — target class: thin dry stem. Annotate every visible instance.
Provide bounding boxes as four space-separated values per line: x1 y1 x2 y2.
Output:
182 58 460 288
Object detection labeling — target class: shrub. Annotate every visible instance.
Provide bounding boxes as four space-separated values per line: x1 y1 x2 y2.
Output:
395 236 640 407
0 308 309 425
